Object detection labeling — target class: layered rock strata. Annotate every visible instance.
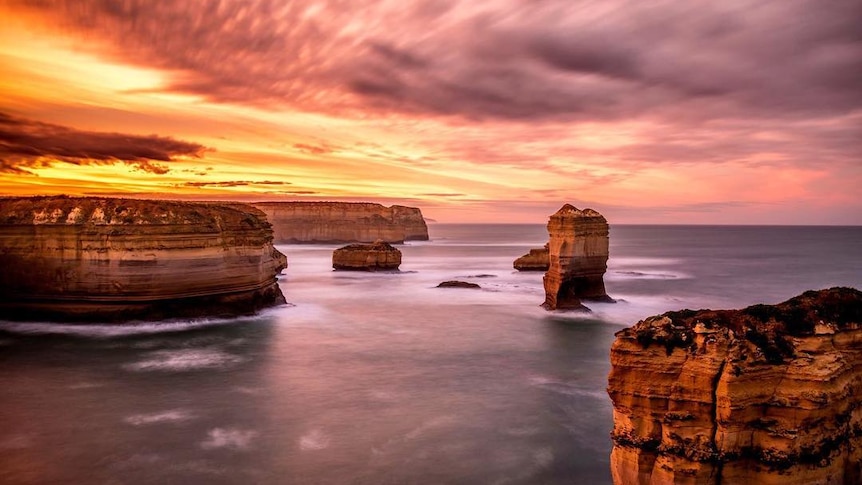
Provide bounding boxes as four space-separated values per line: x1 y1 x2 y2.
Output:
513 244 550 271
608 287 862 485
0 196 287 322
332 240 401 271
252 202 428 243
542 204 611 310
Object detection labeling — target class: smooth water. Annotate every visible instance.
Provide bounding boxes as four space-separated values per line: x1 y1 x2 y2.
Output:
1 225 860 484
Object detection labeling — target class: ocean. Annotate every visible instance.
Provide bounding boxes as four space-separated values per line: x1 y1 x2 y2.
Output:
1 224 860 484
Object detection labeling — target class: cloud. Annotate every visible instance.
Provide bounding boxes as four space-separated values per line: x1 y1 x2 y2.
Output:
180 180 290 188
0 111 207 174
11 0 861 123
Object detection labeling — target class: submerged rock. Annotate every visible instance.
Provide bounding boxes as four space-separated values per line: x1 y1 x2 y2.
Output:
252 201 428 243
607 287 862 485
332 240 401 271
513 244 550 271
0 196 287 322
542 204 612 310
436 281 481 289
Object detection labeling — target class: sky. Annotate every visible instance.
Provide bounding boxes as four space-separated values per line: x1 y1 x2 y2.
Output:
0 0 860 224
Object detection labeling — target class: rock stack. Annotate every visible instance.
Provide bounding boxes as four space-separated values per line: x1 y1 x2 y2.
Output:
541 204 611 310
513 244 550 271
0 196 287 322
332 240 401 271
607 287 862 485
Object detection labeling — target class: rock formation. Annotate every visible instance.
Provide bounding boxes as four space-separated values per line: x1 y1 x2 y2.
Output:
0 196 287 322
332 240 401 271
542 204 611 310
437 281 481 289
513 244 550 271
608 287 862 485
252 202 428 243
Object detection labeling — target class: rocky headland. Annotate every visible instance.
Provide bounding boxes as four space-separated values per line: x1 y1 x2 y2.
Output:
332 240 401 271
513 244 550 271
252 201 428 243
0 196 287 322
542 204 611 310
608 287 862 485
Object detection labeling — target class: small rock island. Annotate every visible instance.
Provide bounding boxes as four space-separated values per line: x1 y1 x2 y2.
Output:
253 201 428 243
332 240 401 271
608 287 862 485
513 244 549 271
0 196 287 322
542 204 611 310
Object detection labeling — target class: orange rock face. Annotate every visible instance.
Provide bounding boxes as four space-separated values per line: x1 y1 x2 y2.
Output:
332 240 401 271
0 196 287 322
252 202 428 243
513 244 549 271
607 287 862 485
542 204 611 310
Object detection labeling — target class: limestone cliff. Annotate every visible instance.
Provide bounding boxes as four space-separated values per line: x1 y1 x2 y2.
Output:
608 287 862 485
542 204 611 310
332 240 401 271
0 196 287 322
513 244 549 271
252 202 428 243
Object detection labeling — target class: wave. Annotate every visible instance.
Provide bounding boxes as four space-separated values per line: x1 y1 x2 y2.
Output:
123 347 246 372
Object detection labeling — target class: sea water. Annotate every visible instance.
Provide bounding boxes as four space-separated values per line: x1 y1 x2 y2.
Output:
1 224 860 484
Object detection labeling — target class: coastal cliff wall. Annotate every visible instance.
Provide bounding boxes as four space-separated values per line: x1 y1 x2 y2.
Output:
252 202 428 243
542 204 611 310
0 197 287 322
608 287 862 485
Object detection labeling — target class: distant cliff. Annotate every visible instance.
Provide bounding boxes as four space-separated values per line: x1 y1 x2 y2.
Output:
252 202 428 244
608 287 862 484
0 196 287 322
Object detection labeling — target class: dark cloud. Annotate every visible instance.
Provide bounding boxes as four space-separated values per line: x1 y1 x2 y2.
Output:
14 0 860 124
180 180 290 188
0 111 207 174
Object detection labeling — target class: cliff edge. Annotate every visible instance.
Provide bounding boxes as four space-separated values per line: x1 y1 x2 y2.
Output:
252 201 428 243
0 196 287 322
608 287 862 484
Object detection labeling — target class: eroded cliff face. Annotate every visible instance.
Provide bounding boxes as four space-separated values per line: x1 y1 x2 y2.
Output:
542 204 611 310
332 240 401 271
513 244 549 271
0 196 287 322
252 202 428 243
608 287 862 485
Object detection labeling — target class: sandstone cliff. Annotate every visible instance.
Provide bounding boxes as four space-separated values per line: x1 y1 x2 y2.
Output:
608 287 862 485
513 244 549 271
542 204 611 310
332 240 401 271
0 196 287 322
252 202 428 243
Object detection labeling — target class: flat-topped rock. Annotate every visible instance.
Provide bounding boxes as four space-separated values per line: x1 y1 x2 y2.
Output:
252 201 428 243
513 244 549 271
332 240 401 271
608 287 862 485
542 204 612 310
436 281 481 289
0 196 287 322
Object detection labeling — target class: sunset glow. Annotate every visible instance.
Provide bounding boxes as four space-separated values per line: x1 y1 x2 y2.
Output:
1 1 859 223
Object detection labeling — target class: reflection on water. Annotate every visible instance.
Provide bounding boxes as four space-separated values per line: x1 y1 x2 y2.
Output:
1 224 860 484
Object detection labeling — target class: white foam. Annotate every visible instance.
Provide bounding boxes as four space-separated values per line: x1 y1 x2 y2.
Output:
299 429 330 451
123 348 245 372
124 410 195 426
200 427 258 450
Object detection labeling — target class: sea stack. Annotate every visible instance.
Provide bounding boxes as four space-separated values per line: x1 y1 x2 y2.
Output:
0 196 287 322
513 244 550 271
607 287 862 485
332 240 401 271
542 204 611 310
252 201 428 243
